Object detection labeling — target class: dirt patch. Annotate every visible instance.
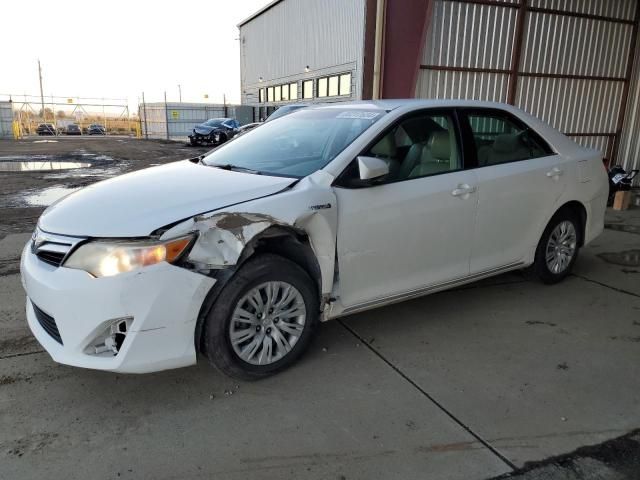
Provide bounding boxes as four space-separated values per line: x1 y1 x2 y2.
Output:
605 223 640 235
525 320 557 327
488 430 640 479
0 373 32 386
0 333 43 357
597 250 640 267
3 432 60 458
0 256 21 277
0 138 209 238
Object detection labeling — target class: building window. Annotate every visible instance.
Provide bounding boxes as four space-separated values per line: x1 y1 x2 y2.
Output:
317 72 352 98
303 80 313 99
282 84 289 101
289 82 298 100
267 87 274 102
259 88 265 103
339 73 351 95
328 76 339 96
317 77 328 97
274 85 281 102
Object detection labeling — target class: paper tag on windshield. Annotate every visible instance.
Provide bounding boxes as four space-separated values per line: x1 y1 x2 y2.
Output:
336 111 381 120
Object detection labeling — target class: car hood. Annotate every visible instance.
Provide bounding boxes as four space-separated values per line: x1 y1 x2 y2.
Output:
194 125 217 134
39 160 296 237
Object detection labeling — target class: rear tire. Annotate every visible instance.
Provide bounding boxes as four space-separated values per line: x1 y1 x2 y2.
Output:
528 209 580 284
204 254 319 380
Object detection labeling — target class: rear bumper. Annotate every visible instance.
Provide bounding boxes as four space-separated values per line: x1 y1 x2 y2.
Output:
21 242 215 373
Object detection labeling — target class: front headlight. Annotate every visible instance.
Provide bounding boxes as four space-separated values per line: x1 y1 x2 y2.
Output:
63 235 194 278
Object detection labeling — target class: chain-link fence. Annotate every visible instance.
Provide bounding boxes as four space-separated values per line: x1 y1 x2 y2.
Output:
0 94 136 137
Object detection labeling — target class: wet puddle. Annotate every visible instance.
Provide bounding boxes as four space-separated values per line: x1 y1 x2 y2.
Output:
23 186 80 206
0 161 90 172
597 250 640 267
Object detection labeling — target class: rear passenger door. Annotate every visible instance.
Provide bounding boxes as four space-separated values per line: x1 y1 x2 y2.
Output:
460 109 568 273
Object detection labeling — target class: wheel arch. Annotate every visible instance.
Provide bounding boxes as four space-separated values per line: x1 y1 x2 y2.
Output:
554 200 587 246
194 226 323 355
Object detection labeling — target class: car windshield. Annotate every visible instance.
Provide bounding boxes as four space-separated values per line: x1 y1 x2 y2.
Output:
266 105 306 122
202 108 385 178
204 119 225 127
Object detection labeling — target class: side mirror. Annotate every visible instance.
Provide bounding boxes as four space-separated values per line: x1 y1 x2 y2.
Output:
357 156 390 181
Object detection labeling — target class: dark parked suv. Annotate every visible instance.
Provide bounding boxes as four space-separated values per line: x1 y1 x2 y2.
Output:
36 123 57 135
65 124 82 135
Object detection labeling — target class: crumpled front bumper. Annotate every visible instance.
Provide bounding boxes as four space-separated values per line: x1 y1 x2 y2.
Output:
20 242 215 373
189 129 223 145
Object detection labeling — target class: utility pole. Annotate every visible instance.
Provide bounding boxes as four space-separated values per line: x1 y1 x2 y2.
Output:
164 91 170 141
37 59 45 120
178 84 182 102
141 91 148 140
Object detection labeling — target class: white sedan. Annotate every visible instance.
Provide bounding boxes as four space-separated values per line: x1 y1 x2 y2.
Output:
20 100 608 379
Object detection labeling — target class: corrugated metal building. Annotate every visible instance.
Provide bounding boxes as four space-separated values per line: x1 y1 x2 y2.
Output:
239 0 366 119
0 101 13 138
239 0 640 176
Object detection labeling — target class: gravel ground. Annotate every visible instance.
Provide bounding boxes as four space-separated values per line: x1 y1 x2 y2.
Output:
0 136 209 238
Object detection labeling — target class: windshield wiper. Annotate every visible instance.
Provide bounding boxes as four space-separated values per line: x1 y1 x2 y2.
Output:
210 163 262 175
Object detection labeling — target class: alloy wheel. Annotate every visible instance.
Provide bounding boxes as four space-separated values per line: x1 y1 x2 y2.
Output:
545 220 577 274
229 281 306 365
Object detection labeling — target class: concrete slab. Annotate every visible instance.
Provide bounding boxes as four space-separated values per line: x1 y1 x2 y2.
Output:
0 322 509 480
343 274 640 467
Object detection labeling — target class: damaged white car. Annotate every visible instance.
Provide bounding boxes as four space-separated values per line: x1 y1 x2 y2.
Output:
20 100 608 379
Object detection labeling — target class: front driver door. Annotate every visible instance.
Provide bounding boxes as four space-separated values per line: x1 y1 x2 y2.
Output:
334 110 478 309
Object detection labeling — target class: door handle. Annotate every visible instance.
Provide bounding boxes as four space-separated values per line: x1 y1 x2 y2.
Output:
546 167 564 177
451 184 476 197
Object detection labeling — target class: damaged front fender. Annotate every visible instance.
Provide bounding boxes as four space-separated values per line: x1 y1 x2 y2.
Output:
159 170 338 296
186 213 284 268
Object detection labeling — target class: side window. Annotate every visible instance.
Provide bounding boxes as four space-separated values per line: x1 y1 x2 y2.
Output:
466 111 551 166
362 113 461 184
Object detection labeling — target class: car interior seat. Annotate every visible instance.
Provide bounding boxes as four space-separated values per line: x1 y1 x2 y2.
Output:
480 133 533 166
409 130 457 177
370 133 401 179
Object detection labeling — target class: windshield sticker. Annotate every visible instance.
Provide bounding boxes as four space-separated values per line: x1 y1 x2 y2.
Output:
336 111 381 120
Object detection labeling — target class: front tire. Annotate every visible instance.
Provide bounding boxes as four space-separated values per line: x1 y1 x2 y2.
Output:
204 254 319 380
529 209 580 284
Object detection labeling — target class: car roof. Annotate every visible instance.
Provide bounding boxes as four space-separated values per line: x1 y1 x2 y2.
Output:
308 99 529 113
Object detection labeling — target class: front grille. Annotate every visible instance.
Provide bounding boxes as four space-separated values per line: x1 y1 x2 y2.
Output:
31 302 63 344
36 250 66 267
30 228 84 269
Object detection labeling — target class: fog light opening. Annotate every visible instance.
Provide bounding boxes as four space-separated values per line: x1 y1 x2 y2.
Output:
87 317 133 356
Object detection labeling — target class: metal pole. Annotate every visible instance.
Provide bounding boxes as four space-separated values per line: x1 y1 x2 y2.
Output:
141 91 148 140
103 98 107 134
51 94 56 134
611 0 640 167
178 84 182 102
37 60 45 120
223 93 227 117
164 91 170 141
507 0 528 105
